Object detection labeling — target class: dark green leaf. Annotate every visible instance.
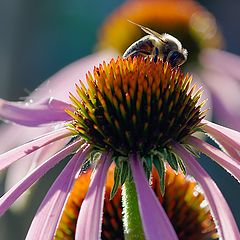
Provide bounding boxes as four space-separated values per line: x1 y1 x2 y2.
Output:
145 155 153 172
184 144 200 158
176 155 186 175
110 167 121 200
166 150 179 171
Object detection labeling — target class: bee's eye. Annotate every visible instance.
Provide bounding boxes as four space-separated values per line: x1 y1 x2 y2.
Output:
167 51 186 67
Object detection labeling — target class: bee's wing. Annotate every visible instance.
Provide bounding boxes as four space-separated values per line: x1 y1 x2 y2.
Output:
128 20 166 43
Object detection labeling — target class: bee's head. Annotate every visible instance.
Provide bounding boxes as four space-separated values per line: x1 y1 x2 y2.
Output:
161 34 188 67
166 49 188 67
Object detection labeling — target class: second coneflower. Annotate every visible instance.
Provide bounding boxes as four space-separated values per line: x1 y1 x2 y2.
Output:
0 57 239 239
55 165 218 240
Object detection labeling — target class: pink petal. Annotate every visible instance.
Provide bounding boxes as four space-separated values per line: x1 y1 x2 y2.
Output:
0 127 71 171
4 136 71 210
174 143 240 240
202 119 240 151
0 98 71 126
201 122 239 160
130 154 178 240
0 124 69 182
75 152 112 240
200 49 240 82
215 141 240 161
26 145 89 240
187 136 240 181
29 50 117 103
0 140 82 215
0 123 53 155
1 125 70 212
26 136 71 169
199 68 240 130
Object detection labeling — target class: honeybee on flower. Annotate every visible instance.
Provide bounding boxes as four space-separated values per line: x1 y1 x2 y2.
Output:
123 21 188 67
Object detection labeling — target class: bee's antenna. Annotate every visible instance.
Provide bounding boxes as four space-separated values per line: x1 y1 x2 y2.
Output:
127 20 166 43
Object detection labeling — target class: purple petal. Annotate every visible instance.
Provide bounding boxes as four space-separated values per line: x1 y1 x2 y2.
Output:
27 136 71 168
174 143 240 240
202 120 240 151
0 140 82 215
1 125 70 211
130 154 178 240
25 145 89 240
4 137 71 210
0 98 71 126
216 141 240 161
0 127 71 171
201 121 239 159
187 136 240 181
0 125 69 182
199 67 240 130
200 49 240 82
0 122 56 155
75 152 112 240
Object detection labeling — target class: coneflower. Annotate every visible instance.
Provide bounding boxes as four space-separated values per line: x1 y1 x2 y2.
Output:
55 165 218 240
0 57 239 239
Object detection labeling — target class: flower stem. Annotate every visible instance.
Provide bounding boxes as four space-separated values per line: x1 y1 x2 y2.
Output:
122 179 145 240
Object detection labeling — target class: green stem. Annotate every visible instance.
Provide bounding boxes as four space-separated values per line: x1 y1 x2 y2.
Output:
122 179 145 240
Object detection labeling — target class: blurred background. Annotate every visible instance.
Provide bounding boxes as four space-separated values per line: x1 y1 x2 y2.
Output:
0 0 239 239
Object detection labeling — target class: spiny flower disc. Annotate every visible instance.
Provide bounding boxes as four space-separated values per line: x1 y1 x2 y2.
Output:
67 57 205 157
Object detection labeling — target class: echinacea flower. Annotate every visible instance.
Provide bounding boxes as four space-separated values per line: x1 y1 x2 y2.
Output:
55 165 218 240
97 0 240 131
2 0 239 217
0 57 239 239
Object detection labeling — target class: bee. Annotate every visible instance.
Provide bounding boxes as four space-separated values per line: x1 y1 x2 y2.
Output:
123 21 188 67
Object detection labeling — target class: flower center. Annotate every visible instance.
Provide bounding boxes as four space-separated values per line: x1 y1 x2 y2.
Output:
67 57 205 157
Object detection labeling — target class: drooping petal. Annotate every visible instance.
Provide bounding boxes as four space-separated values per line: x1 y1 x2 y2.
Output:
215 140 240 161
187 136 240 181
5 135 71 192
0 98 71 126
0 140 82 215
0 127 71 171
130 154 178 240
0 124 38 153
25 145 89 240
3 127 71 212
173 143 240 240
75 152 112 240
202 119 240 151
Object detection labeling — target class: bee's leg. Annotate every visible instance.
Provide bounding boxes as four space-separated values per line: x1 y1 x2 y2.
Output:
153 47 159 62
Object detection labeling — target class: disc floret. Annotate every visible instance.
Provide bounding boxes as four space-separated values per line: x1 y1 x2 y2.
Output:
67 57 204 155
66 57 206 195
